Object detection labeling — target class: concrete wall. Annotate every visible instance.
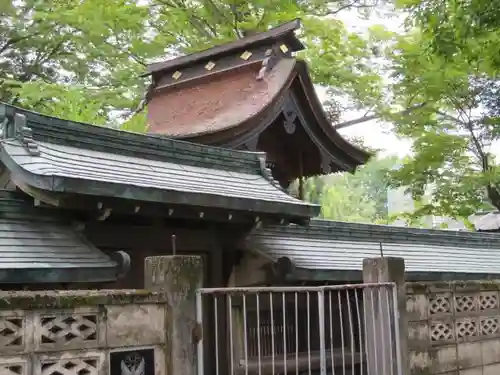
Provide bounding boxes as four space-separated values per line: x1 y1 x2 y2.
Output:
0 255 203 375
407 281 500 375
0 290 168 375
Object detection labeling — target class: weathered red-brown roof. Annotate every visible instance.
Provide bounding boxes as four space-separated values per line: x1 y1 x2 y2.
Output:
144 19 370 180
148 59 295 137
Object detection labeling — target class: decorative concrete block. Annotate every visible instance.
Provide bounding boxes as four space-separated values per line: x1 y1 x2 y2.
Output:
0 310 30 355
33 307 105 352
32 350 105 375
0 355 29 375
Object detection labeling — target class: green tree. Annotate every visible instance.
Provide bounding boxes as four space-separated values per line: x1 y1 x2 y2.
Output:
382 24 500 222
0 0 154 116
397 0 500 72
297 155 398 223
321 179 378 222
1 0 387 126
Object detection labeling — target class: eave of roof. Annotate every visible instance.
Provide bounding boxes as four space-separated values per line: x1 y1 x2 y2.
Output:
145 19 304 76
0 190 119 284
245 219 500 278
286 269 500 282
149 58 369 174
293 61 371 168
0 103 319 220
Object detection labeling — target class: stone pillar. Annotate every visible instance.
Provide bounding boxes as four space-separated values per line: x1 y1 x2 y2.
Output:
145 255 203 375
363 257 408 375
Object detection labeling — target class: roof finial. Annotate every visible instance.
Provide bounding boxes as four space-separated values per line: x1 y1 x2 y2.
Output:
256 47 280 81
14 113 40 156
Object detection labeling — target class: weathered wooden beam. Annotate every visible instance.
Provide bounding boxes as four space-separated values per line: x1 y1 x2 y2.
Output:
35 193 293 226
83 222 221 251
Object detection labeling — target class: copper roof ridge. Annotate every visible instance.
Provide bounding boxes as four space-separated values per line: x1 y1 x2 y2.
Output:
144 19 303 76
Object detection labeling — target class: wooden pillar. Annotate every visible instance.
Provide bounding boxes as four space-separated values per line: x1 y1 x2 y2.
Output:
298 152 304 200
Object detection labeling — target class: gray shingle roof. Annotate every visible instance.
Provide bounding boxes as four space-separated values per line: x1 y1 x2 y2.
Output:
246 219 500 279
0 103 318 220
0 190 118 284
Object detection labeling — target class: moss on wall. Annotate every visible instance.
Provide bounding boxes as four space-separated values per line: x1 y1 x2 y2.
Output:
145 255 203 298
406 280 500 295
0 289 169 310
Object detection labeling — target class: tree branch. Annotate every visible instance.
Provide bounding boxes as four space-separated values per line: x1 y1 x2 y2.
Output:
323 0 380 16
334 113 379 130
435 110 464 125
0 32 42 55
333 103 426 130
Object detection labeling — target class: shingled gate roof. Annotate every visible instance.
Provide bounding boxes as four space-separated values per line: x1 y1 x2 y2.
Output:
246 219 500 281
145 19 369 179
0 103 318 222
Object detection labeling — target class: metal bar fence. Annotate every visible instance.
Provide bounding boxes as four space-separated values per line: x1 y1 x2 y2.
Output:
196 283 401 375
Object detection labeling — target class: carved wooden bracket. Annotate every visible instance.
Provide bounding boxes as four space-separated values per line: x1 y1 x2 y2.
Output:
282 97 298 134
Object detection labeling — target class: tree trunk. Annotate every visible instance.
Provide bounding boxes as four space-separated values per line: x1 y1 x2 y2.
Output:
487 185 500 211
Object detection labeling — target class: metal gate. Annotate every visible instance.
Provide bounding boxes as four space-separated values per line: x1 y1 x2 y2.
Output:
196 283 402 375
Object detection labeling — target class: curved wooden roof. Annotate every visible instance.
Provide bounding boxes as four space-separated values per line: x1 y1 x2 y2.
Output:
147 59 369 177
148 59 294 137
146 19 370 180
